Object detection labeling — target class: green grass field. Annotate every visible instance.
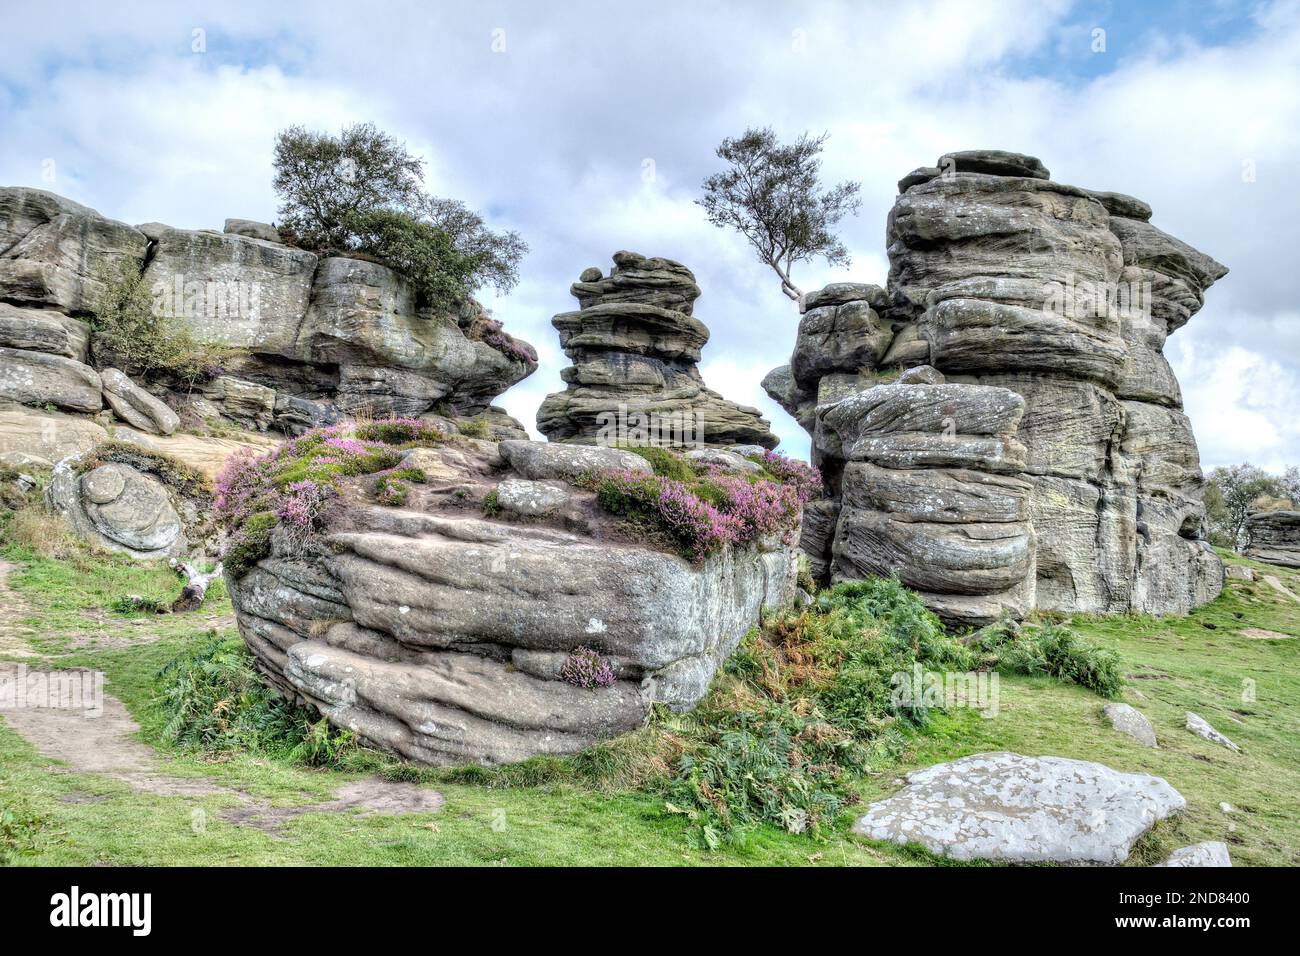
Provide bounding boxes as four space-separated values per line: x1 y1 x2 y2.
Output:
2 535 1297 867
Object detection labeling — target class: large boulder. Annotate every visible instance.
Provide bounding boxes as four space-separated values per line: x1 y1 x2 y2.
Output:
0 346 101 412
224 434 801 766
539 251 778 448
100 368 180 435
0 187 147 314
852 752 1185 864
0 303 90 361
0 404 108 468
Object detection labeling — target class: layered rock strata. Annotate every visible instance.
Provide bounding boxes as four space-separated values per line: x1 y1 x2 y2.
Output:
765 150 1227 618
539 251 778 448
226 438 799 766
1244 498 1300 568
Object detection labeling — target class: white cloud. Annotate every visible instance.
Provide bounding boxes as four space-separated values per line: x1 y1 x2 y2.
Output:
1 0 1295 470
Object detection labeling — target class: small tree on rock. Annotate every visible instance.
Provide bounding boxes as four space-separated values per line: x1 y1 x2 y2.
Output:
697 127 861 302
272 123 526 304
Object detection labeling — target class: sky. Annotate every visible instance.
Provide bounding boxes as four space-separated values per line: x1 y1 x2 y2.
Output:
1 0 1296 471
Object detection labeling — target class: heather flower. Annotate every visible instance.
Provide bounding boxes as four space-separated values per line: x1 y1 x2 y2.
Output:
561 647 616 689
754 451 823 503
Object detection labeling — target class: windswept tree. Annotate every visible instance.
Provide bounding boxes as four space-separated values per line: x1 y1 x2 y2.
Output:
697 127 861 302
272 123 526 303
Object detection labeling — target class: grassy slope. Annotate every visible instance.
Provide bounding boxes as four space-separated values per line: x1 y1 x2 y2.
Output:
2 542 1297 866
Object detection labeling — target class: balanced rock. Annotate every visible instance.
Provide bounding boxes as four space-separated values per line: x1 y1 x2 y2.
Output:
766 150 1227 619
851 752 1185 864
538 252 778 448
1244 498 1300 568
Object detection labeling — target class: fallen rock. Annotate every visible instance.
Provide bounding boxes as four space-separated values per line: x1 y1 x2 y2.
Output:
851 752 1185 864
100 368 180 435
1186 712 1240 752
1156 842 1232 867
1103 702 1158 748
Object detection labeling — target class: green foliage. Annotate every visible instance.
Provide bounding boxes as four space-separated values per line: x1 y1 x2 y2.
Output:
1205 463 1300 550
155 632 361 768
623 444 699 481
353 419 447 447
110 593 166 615
968 616 1124 698
76 440 210 499
0 804 62 864
457 416 491 439
697 126 862 301
272 123 526 303
482 488 500 517
90 259 231 389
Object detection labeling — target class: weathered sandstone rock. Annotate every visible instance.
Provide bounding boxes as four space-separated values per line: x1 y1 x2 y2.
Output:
0 187 147 314
766 150 1227 618
0 346 101 412
539 251 777 448
1103 702 1158 748
100 368 180 435
0 303 90 361
47 458 186 558
1156 842 1232 867
851 752 1185 864
1244 500 1300 568
226 437 799 766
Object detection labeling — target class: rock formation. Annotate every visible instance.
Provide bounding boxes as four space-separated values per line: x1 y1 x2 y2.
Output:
0 186 537 459
539 251 778 448
766 150 1228 620
223 428 799 765
851 752 1186 864
1244 497 1300 568
46 442 212 559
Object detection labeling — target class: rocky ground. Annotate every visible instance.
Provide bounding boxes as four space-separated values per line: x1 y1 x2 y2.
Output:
2 534 1295 866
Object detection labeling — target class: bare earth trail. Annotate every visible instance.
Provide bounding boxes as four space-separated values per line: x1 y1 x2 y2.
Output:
1 560 443 829
1 676 444 832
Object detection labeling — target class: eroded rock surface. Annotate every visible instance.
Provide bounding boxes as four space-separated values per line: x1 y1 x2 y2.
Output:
47 458 186 558
765 150 1227 618
851 752 1185 864
1244 498 1300 568
226 437 799 766
539 251 777 448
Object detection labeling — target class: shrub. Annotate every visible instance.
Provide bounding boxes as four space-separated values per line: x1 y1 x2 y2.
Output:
561 647 616 689
91 259 232 389
214 418 444 577
456 416 491 439
967 615 1124 698
155 632 362 768
747 450 823 503
581 452 803 562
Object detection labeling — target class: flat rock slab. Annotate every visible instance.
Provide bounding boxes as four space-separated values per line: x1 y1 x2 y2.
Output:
1156 842 1232 867
1103 702 1158 748
1186 711 1240 752
851 752 1185 864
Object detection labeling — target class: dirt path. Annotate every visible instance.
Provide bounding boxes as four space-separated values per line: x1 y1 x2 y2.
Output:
0 670 443 832
0 559 37 659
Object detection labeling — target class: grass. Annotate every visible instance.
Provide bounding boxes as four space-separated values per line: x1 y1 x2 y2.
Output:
1 531 1298 866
